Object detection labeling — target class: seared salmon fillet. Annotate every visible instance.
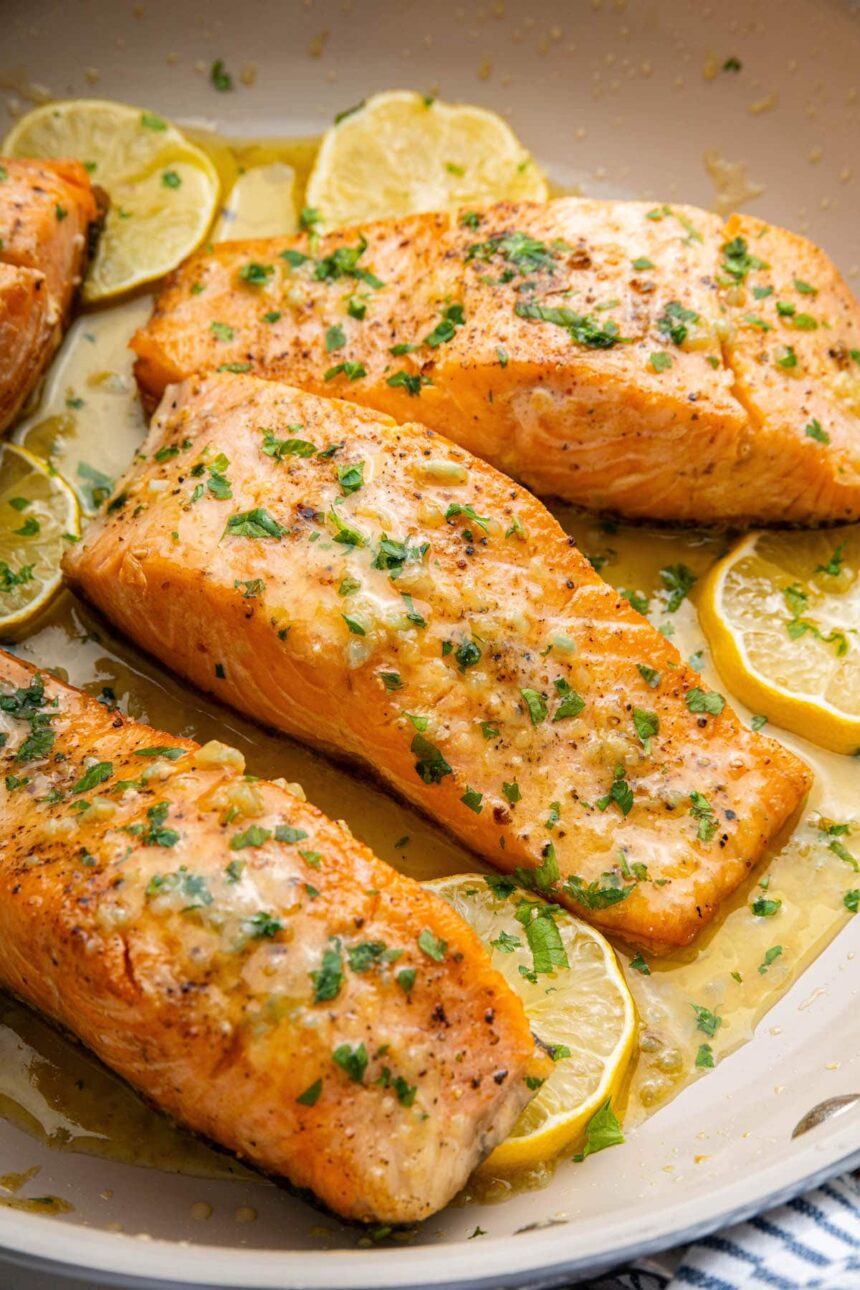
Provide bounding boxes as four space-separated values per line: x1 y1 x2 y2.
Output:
64 374 811 950
0 158 101 431
131 197 860 526
0 651 540 1223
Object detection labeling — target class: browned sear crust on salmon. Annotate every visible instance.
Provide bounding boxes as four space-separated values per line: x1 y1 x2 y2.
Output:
0 157 101 431
0 651 540 1224
64 373 812 951
132 197 860 526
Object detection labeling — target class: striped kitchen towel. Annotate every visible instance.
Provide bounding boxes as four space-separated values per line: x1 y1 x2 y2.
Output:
584 1172 860 1290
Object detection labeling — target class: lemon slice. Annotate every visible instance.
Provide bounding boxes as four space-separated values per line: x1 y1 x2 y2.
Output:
215 162 298 241
426 873 636 1171
3 100 220 302
700 527 860 754
305 89 548 228
0 444 80 635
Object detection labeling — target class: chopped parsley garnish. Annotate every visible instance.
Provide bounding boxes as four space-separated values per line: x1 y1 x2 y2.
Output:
660 563 697 612
274 825 308 844
223 508 286 539
720 236 767 284
244 911 284 939
238 261 274 287
686 687 726 716
225 859 245 884
296 1079 323 1106
621 588 650 615
695 1043 715 1069
325 361 367 382
552 679 585 722
423 303 466 348
77 462 114 510
300 207 322 234
649 351 673 372
816 541 846 577
596 765 634 816
71 761 113 794
466 230 564 277
656 300 699 346
336 461 365 494
386 370 430 396
691 1003 721 1036
263 428 319 459
564 870 636 909
418 928 447 961
445 502 490 531
689 791 718 842
411 732 452 784
146 866 212 908
804 418 830 444
461 787 483 813
503 781 521 804
140 801 180 848
455 639 481 671
332 1042 368 1083
752 896 782 917
210 321 234 342
637 664 661 688
230 825 272 850
572 1100 624 1161
632 707 659 754
210 59 233 91
373 534 428 574
520 688 547 725
329 509 367 547
134 746 185 760
311 942 344 1003
485 874 518 900
347 941 388 972
520 903 569 976
314 237 384 288
629 951 650 975
759 945 783 974
515 301 621 349
281 249 308 268
491 930 521 953
326 324 346 352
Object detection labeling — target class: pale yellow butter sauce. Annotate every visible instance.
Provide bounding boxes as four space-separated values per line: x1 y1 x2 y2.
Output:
2 132 858 1200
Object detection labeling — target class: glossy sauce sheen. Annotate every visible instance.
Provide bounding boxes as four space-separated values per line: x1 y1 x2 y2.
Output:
65 372 811 950
3 133 859 1202
0 653 539 1223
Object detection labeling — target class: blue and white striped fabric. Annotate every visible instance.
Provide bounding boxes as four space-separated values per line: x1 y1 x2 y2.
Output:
583 1174 860 1290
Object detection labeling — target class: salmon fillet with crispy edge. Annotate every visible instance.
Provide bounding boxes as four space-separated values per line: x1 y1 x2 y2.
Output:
131 196 860 527
0 651 541 1224
64 374 811 951
0 157 101 431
